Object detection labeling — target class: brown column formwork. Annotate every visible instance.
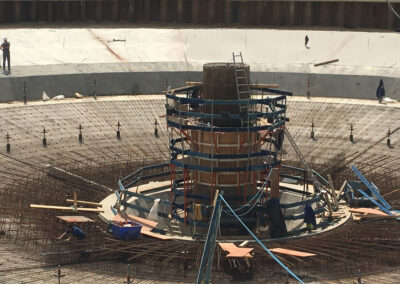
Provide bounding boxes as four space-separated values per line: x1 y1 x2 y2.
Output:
190 63 261 204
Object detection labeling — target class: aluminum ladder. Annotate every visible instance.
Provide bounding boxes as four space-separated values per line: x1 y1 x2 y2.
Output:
233 52 252 194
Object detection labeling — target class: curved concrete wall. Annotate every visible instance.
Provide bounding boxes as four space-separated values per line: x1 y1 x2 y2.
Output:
2 68 398 102
0 70 201 102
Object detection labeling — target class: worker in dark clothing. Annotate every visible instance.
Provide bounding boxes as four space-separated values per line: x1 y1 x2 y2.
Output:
376 79 385 103
305 35 309 47
1 38 10 74
189 89 199 109
57 224 86 241
304 203 317 232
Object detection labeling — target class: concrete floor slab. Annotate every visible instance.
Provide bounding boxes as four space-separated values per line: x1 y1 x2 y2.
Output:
1 28 399 76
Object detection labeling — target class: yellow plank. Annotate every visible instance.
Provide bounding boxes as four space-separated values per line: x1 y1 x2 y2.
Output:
30 204 104 212
31 204 73 210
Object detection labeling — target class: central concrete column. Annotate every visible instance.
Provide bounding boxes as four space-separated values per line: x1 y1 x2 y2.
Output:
225 0 231 23
203 63 250 126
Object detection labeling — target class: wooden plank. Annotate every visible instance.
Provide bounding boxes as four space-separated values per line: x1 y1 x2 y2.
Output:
218 243 254 258
57 216 95 223
327 174 338 206
66 199 102 207
337 180 347 200
30 204 104 212
269 248 316 258
141 227 172 240
349 207 388 216
322 190 333 217
359 214 399 220
314 59 339 67
31 204 72 210
249 83 279 89
270 168 280 199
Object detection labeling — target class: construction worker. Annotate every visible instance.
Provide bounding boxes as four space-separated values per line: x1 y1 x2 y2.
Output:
376 79 385 103
57 224 86 241
304 203 316 232
1 37 10 74
305 35 309 47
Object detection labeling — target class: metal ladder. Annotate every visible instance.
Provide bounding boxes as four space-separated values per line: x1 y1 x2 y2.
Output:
233 52 252 197
233 52 251 127
284 128 321 193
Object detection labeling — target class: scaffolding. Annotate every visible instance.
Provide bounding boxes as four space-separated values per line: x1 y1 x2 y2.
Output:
165 84 291 226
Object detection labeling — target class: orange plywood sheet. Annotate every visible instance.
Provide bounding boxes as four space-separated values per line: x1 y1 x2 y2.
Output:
113 213 157 229
218 243 254 258
57 216 95 223
270 248 316 258
349 208 388 216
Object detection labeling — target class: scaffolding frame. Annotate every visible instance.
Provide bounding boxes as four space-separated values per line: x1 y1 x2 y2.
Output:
166 86 291 226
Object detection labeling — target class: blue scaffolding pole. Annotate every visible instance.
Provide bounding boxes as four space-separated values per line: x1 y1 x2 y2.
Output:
351 165 392 210
219 194 304 284
196 190 223 284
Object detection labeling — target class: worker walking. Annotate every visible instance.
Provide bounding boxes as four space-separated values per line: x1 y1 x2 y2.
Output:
376 79 385 103
304 203 316 232
1 37 10 74
305 35 309 47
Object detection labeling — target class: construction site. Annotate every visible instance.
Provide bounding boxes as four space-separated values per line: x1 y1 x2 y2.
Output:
1 0 400 283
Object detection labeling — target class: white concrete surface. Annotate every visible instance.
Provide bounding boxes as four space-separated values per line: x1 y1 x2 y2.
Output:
1 28 400 77
0 28 399 102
